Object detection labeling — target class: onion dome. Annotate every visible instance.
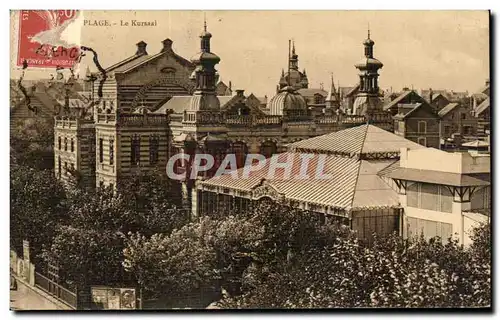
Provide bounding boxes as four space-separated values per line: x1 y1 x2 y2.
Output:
267 86 308 116
191 52 221 65
355 57 384 69
200 25 212 38
363 37 375 46
190 19 220 65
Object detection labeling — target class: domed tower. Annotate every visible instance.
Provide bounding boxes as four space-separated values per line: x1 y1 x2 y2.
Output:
189 20 221 111
181 19 228 142
267 85 308 118
181 19 230 216
278 41 309 90
352 29 384 117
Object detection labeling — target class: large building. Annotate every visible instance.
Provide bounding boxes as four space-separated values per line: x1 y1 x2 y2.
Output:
199 124 490 246
198 124 422 244
380 146 490 246
54 22 393 200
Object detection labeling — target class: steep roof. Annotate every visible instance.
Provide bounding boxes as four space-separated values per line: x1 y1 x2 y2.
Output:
201 151 400 211
215 81 232 96
431 93 450 104
383 90 414 111
393 103 422 120
478 83 490 96
105 49 194 74
105 54 147 73
438 102 460 117
475 97 490 116
288 124 424 157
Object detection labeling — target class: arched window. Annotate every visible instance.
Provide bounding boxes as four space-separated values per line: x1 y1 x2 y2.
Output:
70 138 74 152
64 137 68 151
260 140 277 159
231 141 249 168
58 137 61 150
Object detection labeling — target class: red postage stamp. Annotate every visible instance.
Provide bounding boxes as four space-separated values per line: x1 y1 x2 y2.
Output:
17 10 81 68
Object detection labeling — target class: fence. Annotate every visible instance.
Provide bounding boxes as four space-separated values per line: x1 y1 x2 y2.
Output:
34 272 78 309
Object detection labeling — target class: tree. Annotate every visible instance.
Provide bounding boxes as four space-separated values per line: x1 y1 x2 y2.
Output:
43 173 189 289
46 225 125 289
11 117 55 170
217 225 491 309
10 165 67 264
122 200 350 306
118 168 187 236
123 219 219 299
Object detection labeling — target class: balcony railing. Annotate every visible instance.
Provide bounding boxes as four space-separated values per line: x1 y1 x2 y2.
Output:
225 115 283 127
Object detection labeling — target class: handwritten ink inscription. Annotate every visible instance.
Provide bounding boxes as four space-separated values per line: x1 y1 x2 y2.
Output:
17 10 80 68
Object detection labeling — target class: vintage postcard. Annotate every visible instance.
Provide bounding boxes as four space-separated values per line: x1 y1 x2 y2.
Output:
9 10 491 311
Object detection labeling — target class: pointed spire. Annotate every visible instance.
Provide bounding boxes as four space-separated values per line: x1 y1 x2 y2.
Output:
326 73 338 103
204 12 207 32
368 22 371 39
199 16 213 53
338 80 341 99
281 69 285 77
303 69 307 76
292 41 296 55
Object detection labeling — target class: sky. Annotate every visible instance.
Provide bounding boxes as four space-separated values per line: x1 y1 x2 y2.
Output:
10 10 490 98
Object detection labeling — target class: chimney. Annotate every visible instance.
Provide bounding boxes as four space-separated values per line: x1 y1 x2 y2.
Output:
161 39 173 52
429 88 433 102
236 89 244 97
136 41 148 55
228 81 232 90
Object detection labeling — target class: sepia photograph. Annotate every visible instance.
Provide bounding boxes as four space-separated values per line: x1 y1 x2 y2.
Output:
8 8 491 311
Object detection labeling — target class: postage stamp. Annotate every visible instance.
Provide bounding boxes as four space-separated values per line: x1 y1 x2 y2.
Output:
17 10 81 68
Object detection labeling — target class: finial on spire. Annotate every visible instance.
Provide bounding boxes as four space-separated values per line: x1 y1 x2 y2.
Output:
292 40 296 55
204 12 207 32
368 22 371 39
